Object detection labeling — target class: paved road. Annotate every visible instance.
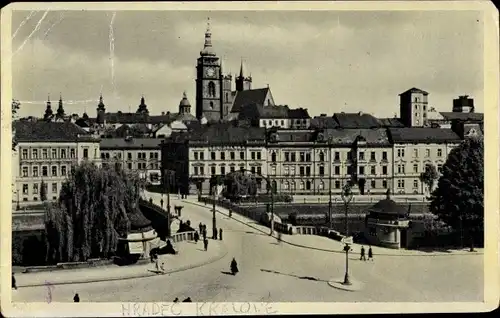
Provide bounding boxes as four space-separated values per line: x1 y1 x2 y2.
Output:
13 192 483 302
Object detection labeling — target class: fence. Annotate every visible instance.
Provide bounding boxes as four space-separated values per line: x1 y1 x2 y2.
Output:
170 231 196 243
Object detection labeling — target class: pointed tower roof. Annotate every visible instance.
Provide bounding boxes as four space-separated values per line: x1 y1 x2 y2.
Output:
136 95 149 114
44 94 53 120
97 94 106 110
179 91 191 107
238 59 246 78
56 93 65 118
200 18 216 56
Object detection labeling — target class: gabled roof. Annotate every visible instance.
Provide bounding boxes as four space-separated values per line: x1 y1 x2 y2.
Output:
231 88 270 113
103 112 150 124
333 112 381 128
399 87 429 96
439 112 483 122
15 121 96 142
99 138 163 150
325 128 390 146
388 128 462 143
288 108 310 119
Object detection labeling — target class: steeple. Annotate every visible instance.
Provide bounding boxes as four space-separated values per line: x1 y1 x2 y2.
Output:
200 17 215 56
44 94 53 121
235 59 252 92
56 93 65 120
136 95 149 114
97 93 106 111
179 91 192 114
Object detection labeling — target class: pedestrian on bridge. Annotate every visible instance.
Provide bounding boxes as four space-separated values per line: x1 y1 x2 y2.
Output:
219 228 223 240
12 273 17 290
160 198 164 208
202 228 207 241
73 293 80 302
368 246 373 261
203 238 208 251
199 222 203 234
194 231 199 243
360 246 366 261
212 227 218 240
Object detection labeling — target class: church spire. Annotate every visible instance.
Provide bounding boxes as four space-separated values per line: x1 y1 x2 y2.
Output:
179 91 191 115
137 95 149 114
44 94 53 121
239 59 245 78
200 17 215 56
56 93 65 120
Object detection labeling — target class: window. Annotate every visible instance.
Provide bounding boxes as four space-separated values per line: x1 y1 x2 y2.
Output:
61 149 67 159
299 181 304 190
211 166 216 175
334 152 340 161
229 166 235 173
128 163 132 169
32 149 38 159
413 164 418 173
382 180 388 189
371 166 376 175
398 179 405 188
251 166 256 174
42 166 48 177
283 166 289 175
257 152 261 160
221 167 226 175
52 166 57 176
359 152 365 160
127 153 132 160
291 153 296 162
371 180 376 189
194 167 199 175
220 152 225 160
306 153 311 162
42 149 48 159
200 167 205 175
413 149 418 158
22 184 28 194
208 81 216 97
413 180 418 188
52 183 58 193
397 149 405 157
52 149 57 158
284 152 290 162
271 166 276 175
281 120 285 126
149 152 155 159
359 166 365 175
230 152 235 160
306 166 311 176
299 167 305 176
319 166 325 176
425 149 430 157
22 167 28 177
335 181 341 189
33 183 39 194
83 149 88 159
397 164 405 174
437 149 442 157
271 152 276 162
33 166 39 177
306 181 311 190
370 152 376 161
200 152 204 160
319 152 325 162
300 152 305 162
438 164 443 173
382 166 388 175
290 166 295 175
194 152 199 160
240 152 244 160
22 149 28 159
382 151 387 161
334 166 340 175
251 152 255 160
211 152 216 160
257 166 262 175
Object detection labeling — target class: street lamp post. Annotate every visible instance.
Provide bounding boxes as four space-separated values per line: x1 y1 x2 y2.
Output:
212 184 217 239
328 175 333 229
163 169 175 238
269 177 274 236
16 190 20 211
341 182 353 285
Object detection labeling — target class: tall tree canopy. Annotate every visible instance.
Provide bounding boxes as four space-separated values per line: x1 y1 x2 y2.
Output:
429 137 484 248
223 171 257 199
420 163 439 194
44 162 143 263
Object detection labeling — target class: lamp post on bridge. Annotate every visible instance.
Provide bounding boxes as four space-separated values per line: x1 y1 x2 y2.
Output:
341 182 353 286
163 169 176 238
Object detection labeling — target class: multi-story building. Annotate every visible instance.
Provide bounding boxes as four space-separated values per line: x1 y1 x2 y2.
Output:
12 121 100 204
238 104 311 129
387 128 461 194
99 138 162 184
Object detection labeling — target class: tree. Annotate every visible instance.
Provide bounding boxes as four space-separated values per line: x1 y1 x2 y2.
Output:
429 137 484 251
44 162 143 263
12 99 20 150
40 180 47 202
223 171 257 199
420 164 439 195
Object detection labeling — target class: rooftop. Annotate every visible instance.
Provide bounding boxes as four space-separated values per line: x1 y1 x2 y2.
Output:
334 112 381 129
15 121 97 143
100 138 163 149
388 128 462 143
231 88 270 113
439 112 484 122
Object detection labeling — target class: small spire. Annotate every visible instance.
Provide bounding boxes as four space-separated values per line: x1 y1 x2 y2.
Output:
200 17 215 56
59 92 62 102
183 91 187 99
47 93 51 103
239 59 244 78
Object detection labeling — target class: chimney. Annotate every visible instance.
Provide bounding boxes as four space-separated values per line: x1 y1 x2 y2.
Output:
161 111 166 116
320 113 327 117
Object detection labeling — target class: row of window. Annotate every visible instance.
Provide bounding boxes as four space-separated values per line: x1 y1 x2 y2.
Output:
194 151 263 161
101 152 159 160
21 148 77 160
396 148 444 158
279 151 389 163
193 166 263 176
396 163 443 174
21 182 58 195
21 165 68 178
279 179 390 190
102 162 160 170
397 179 423 189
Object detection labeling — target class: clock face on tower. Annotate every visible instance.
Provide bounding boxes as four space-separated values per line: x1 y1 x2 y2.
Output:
206 67 215 77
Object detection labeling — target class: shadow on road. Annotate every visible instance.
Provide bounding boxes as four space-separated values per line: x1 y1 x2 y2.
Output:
220 271 235 276
260 269 327 283
196 248 206 252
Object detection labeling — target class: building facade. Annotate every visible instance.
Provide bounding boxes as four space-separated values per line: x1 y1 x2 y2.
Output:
13 121 100 204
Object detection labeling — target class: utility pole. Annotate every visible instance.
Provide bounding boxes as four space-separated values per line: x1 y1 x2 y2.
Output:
212 184 217 239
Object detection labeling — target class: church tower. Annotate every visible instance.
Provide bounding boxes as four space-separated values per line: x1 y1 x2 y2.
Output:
43 94 53 121
235 60 252 92
96 94 106 124
178 91 192 115
195 18 223 122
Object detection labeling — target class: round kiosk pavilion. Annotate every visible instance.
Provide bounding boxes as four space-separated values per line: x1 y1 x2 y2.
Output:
364 190 410 249
117 207 159 259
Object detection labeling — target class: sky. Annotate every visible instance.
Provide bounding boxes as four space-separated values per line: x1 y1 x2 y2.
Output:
11 9 484 119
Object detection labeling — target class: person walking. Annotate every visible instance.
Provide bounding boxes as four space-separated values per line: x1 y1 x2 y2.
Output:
229 209 232 218
368 246 373 261
155 257 160 272
194 231 199 243
160 198 164 208
203 238 208 251
219 228 223 240
360 246 366 261
149 198 153 204
202 227 207 241
199 222 203 234
12 273 17 290
73 293 80 302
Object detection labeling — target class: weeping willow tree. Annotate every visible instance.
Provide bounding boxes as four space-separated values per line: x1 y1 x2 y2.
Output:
44 161 144 263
